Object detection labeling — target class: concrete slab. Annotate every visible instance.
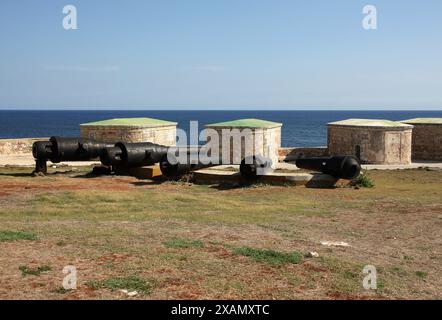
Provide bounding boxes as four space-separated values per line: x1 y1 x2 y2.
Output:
362 162 442 170
202 162 300 171
193 167 338 187
283 161 442 171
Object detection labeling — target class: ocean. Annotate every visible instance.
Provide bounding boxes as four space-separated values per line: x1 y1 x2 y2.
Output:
0 110 441 147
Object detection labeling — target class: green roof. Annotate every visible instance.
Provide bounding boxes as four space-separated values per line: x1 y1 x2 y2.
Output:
80 117 177 127
205 118 282 128
401 118 442 125
328 118 412 128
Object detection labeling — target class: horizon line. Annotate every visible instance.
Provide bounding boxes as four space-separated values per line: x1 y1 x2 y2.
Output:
0 107 441 111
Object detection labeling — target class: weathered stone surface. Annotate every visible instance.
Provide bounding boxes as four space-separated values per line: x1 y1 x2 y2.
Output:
205 118 282 165
278 147 328 161
0 138 47 155
327 119 412 165
192 166 338 187
80 118 177 145
401 119 442 161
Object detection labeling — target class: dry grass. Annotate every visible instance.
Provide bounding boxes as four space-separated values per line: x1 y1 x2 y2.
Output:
0 166 441 299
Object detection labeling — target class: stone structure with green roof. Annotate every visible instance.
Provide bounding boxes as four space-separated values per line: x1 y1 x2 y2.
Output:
327 118 413 165
205 118 282 129
81 117 177 127
401 118 442 125
400 118 442 161
80 117 177 145
328 118 412 130
205 118 282 165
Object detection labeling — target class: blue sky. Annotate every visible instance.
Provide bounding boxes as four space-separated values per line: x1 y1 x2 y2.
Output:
0 0 441 110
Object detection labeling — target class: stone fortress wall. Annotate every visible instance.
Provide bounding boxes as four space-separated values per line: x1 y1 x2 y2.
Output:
401 119 442 161
80 125 176 145
327 126 412 164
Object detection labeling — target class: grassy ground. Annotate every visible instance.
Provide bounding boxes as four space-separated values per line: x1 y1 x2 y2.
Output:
0 166 441 299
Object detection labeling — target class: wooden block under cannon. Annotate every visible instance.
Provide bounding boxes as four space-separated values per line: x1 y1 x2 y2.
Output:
114 164 162 179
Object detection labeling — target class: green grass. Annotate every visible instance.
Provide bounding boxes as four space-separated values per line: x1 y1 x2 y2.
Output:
343 270 358 280
19 265 51 276
391 266 408 277
353 171 375 188
233 246 303 265
318 257 364 293
415 271 428 279
3 169 439 226
0 230 38 242
87 276 154 295
163 238 204 249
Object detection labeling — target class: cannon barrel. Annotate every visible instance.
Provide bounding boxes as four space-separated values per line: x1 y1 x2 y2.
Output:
161 152 275 180
48 137 113 163
32 137 114 174
100 142 169 168
159 147 218 178
295 156 361 180
100 142 206 175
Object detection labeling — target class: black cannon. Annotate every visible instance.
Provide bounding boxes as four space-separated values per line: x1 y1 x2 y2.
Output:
239 155 273 180
32 137 113 174
159 148 218 178
295 156 361 180
100 142 209 178
100 142 169 168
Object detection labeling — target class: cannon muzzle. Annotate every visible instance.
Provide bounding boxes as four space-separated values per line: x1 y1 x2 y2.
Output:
239 155 273 180
32 141 53 160
295 156 361 180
